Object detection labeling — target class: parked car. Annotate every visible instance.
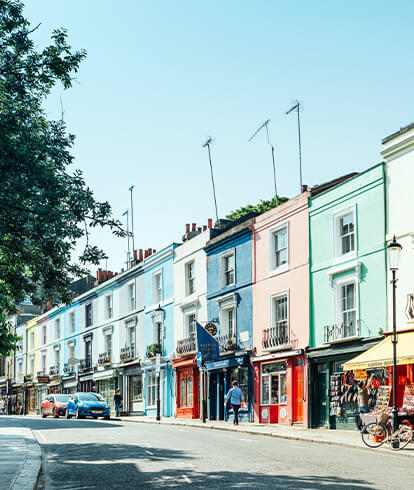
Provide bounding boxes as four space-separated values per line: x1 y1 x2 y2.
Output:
66 392 111 420
41 394 71 418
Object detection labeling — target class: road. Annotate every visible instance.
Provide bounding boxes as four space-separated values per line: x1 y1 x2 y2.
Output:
2 416 414 489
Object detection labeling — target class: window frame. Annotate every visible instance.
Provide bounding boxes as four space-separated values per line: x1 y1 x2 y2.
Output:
333 274 359 339
333 205 357 261
270 290 290 339
55 318 60 340
269 221 289 275
152 271 163 305
70 312 75 334
128 282 135 311
146 372 158 407
260 361 287 406
105 294 113 319
85 303 93 328
185 261 195 296
220 249 236 289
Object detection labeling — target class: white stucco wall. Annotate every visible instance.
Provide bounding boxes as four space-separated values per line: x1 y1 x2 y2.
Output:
382 125 414 331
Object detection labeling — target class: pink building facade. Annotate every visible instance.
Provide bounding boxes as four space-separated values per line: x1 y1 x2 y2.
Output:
251 192 310 425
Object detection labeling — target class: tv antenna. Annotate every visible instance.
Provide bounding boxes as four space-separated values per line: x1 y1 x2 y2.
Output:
286 100 303 193
202 136 219 224
122 209 130 268
128 185 135 254
249 119 278 206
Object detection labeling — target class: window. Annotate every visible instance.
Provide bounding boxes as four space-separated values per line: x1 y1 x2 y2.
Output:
153 322 162 344
271 294 288 338
261 362 287 405
128 325 136 347
221 253 235 287
18 360 23 379
55 319 60 339
179 373 194 408
85 339 91 360
153 272 162 304
105 334 112 358
30 331 34 349
222 308 235 337
187 377 193 406
186 313 196 337
70 312 75 333
41 352 46 373
334 209 356 258
147 372 158 406
42 325 47 345
271 227 288 271
186 262 195 295
129 283 135 311
30 357 34 376
130 375 143 401
54 347 60 370
68 343 75 367
340 282 357 336
105 295 112 319
180 378 186 407
85 303 93 327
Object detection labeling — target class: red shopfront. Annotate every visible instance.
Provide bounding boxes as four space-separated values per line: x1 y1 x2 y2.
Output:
173 357 200 419
253 351 307 425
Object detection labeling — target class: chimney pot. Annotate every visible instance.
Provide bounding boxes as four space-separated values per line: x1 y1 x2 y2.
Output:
192 223 196 232
203 225 207 231
133 250 138 260
197 227 202 232
208 218 213 229
185 223 190 233
302 184 308 193
139 249 143 261
153 249 157 253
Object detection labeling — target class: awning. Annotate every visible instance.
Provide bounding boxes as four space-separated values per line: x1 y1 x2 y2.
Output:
63 380 77 388
172 357 196 369
205 355 246 371
343 330 414 371
93 369 115 381
251 349 303 363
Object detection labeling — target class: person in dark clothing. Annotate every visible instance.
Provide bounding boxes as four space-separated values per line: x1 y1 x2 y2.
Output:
224 380 244 425
114 389 122 417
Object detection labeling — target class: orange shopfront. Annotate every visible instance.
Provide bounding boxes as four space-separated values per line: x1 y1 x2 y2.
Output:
173 357 199 419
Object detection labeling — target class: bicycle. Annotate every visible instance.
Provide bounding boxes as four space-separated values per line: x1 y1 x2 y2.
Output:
361 412 413 451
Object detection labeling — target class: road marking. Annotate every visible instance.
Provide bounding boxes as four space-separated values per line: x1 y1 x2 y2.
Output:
35 431 46 443
182 475 192 483
145 450 154 455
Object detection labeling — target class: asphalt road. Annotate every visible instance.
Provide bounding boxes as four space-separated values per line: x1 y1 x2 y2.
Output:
3 416 414 489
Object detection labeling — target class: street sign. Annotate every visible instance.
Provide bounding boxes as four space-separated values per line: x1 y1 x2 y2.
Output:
205 322 217 337
196 352 203 367
155 353 161 373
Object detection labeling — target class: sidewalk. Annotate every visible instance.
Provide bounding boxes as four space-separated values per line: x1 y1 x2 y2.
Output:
0 424 41 489
120 415 414 457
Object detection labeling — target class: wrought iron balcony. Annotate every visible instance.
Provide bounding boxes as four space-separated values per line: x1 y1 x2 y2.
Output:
37 370 46 377
146 342 162 358
98 352 111 365
120 344 135 362
262 324 290 350
49 365 59 375
217 333 238 353
79 357 92 372
324 321 359 343
176 335 197 356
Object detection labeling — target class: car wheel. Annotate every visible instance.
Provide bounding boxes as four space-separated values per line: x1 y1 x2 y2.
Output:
41 408 47 418
76 408 84 419
53 408 59 418
65 409 72 420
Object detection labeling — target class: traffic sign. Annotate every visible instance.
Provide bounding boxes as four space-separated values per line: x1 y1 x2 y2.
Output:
196 352 203 367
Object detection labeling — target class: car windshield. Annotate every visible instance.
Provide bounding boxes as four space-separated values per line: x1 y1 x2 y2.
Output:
78 393 105 402
55 395 71 402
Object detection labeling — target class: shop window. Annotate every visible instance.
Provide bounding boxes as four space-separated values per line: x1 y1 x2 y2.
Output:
187 377 193 406
130 375 142 401
147 372 157 407
238 367 249 407
180 378 186 407
99 378 115 408
261 362 287 405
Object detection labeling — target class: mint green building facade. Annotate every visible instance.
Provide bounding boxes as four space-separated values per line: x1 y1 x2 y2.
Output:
308 164 387 429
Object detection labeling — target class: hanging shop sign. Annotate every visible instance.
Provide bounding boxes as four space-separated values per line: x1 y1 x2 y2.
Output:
402 384 414 411
37 376 49 384
196 321 219 362
205 322 217 337
353 369 367 381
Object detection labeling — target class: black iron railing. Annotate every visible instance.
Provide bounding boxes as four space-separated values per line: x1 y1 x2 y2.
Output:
262 324 290 350
79 357 92 372
217 333 238 352
49 365 59 375
176 335 197 356
98 352 111 365
324 321 358 343
120 344 135 362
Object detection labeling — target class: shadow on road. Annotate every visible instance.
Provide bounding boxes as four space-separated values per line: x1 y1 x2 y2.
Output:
0 416 122 431
36 440 373 489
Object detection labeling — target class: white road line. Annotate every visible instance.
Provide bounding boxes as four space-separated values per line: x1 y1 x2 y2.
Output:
182 475 192 484
145 450 154 455
35 431 46 443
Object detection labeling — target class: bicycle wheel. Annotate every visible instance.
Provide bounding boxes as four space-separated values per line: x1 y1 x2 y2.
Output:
392 424 413 451
361 422 387 448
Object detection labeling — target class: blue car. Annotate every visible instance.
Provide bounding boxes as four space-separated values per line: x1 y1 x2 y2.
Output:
66 392 111 420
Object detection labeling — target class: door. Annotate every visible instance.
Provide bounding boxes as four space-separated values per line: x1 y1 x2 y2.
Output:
316 370 328 427
293 366 304 422
209 373 217 420
218 372 225 420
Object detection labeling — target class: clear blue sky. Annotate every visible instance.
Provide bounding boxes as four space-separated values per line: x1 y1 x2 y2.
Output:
24 0 414 273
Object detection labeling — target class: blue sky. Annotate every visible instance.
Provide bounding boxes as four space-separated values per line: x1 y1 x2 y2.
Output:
24 1 414 273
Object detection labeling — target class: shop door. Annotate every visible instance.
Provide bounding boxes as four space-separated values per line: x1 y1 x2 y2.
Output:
209 374 217 420
316 370 328 427
218 372 225 420
293 366 304 422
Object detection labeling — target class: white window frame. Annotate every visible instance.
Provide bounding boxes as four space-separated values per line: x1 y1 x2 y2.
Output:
30 356 35 376
220 249 236 288
105 294 113 319
54 344 60 369
105 333 112 358
152 271 163 305
128 282 135 311
184 312 196 338
30 331 35 349
333 274 359 339
185 261 195 296
269 222 289 275
260 362 288 405
85 303 93 327
333 205 357 262
126 323 136 348
146 372 158 407
270 290 290 337
41 351 47 373
55 318 60 340
70 312 75 333
67 341 75 365
42 325 47 345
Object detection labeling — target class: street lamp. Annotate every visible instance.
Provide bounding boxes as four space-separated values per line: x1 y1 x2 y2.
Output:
387 235 402 449
154 304 164 422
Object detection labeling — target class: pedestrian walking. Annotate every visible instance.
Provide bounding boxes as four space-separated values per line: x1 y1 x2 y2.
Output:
113 389 123 417
224 380 244 425
357 374 375 414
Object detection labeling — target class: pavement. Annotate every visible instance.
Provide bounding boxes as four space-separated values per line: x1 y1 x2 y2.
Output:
120 415 414 457
0 417 41 490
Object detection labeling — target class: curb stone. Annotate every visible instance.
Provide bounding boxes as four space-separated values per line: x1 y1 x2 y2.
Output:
10 430 42 490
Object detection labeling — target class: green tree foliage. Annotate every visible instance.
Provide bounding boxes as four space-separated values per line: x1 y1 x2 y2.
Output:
226 196 289 221
0 0 125 355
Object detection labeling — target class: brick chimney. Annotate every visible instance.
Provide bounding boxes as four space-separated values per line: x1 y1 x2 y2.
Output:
208 218 213 229
185 224 190 233
192 223 196 232
139 249 143 261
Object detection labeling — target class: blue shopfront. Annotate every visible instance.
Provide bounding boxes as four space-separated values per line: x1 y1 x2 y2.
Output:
206 353 253 422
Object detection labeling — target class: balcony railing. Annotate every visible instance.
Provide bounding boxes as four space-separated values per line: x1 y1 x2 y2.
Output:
262 324 290 350
176 335 197 356
79 357 92 372
37 370 46 378
217 333 238 353
146 343 162 358
63 363 74 373
324 321 359 343
98 352 111 365
49 365 59 375
120 344 136 362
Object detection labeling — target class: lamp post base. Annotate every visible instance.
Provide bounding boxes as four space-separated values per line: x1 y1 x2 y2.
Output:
391 438 400 449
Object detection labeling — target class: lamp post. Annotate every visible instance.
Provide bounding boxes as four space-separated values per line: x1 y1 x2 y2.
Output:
387 235 402 449
154 304 164 422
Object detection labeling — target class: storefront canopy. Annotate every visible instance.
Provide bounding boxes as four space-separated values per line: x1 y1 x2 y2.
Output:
343 330 414 371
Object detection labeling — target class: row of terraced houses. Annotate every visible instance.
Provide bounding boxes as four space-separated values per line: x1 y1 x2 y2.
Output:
2 123 414 430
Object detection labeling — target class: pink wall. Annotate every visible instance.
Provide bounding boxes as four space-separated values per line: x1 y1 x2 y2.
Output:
252 192 310 356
